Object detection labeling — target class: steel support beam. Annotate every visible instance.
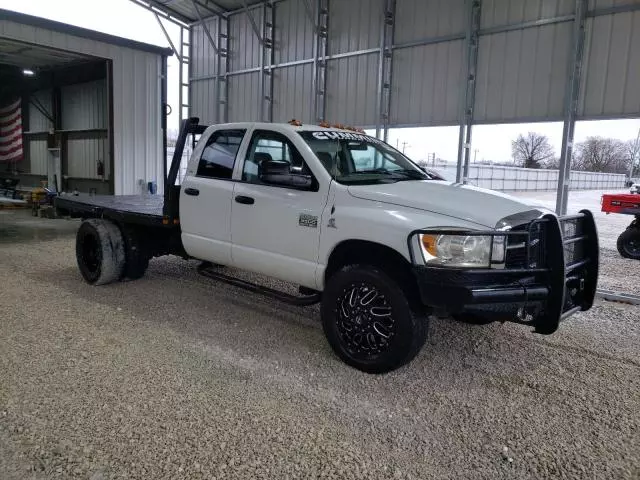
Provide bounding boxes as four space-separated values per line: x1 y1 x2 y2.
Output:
376 0 396 141
456 0 481 183
217 15 230 122
312 0 329 123
242 0 264 43
260 1 275 122
556 0 588 215
130 0 191 26
191 0 220 54
154 13 181 60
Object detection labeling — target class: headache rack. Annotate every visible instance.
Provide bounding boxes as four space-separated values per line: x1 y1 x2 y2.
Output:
408 210 599 334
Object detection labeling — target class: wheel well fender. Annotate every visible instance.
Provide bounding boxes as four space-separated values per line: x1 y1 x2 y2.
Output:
324 240 420 304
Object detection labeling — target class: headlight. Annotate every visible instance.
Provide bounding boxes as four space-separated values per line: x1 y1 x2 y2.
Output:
419 233 505 268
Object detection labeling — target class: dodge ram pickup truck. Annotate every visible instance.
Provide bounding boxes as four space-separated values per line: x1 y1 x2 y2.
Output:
55 118 599 373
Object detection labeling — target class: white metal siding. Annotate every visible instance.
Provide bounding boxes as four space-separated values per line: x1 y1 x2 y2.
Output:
229 8 263 71
391 40 464 126
474 22 572 123
272 64 314 123
328 0 383 55
28 89 53 133
274 0 315 63
579 10 640 118
191 79 219 124
61 79 108 130
0 18 164 195
325 53 379 126
27 138 48 175
228 72 261 121
395 0 465 44
66 135 109 179
191 18 219 79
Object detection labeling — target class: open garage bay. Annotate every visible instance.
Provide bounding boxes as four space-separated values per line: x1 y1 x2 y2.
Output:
1 191 639 480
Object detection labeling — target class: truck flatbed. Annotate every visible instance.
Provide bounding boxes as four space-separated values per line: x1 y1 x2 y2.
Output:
55 193 169 227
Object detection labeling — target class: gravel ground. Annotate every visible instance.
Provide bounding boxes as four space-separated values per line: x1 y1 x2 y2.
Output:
1 205 639 480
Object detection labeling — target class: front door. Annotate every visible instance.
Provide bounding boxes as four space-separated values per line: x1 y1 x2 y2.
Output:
180 128 247 265
231 129 330 289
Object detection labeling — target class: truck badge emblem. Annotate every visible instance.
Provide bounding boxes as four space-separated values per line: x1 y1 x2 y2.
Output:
299 213 318 228
328 218 337 229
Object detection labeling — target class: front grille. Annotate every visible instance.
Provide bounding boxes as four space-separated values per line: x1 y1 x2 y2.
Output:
504 221 546 269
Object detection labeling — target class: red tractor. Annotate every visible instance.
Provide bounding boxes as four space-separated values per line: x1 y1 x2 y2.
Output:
601 193 640 259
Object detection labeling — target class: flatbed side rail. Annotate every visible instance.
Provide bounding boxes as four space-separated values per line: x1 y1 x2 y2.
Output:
163 117 208 220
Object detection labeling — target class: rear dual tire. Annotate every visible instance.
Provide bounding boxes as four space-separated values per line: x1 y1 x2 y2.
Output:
321 265 428 374
76 219 149 285
76 219 126 285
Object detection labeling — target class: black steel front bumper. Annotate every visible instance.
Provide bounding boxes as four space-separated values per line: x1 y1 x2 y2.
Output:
409 210 599 334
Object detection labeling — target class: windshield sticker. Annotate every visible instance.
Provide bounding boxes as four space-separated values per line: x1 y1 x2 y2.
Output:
311 131 382 144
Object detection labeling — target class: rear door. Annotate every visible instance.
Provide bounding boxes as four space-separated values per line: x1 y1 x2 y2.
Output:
230 129 330 289
180 128 247 265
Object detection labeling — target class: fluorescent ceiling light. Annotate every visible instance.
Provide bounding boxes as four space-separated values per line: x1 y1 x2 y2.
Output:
22 69 35 76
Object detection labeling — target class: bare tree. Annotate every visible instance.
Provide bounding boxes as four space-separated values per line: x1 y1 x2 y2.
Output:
511 132 555 169
573 136 627 173
623 133 640 177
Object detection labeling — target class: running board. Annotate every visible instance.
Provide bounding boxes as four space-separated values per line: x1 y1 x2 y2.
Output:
595 289 640 306
197 263 322 306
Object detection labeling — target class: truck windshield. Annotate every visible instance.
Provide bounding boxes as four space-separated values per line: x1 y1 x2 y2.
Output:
298 131 433 185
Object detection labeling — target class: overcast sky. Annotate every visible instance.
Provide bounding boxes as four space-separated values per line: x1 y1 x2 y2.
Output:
2 0 639 164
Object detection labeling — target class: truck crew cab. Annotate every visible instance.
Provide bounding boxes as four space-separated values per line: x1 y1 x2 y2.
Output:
55 118 599 374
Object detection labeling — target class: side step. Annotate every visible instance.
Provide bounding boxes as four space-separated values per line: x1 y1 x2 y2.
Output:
595 289 640 306
197 263 322 306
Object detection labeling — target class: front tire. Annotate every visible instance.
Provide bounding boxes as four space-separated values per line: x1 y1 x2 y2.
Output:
617 228 640 260
76 219 125 285
321 265 428 374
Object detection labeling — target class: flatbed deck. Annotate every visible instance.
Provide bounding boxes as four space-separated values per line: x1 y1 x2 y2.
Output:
55 193 170 227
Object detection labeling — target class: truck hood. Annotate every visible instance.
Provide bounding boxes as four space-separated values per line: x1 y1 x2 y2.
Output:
347 181 547 228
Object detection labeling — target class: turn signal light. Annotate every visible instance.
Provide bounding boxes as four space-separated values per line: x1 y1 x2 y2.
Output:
421 234 438 256
288 119 302 126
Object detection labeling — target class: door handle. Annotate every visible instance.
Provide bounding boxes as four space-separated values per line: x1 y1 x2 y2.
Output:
184 187 199 196
235 195 255 205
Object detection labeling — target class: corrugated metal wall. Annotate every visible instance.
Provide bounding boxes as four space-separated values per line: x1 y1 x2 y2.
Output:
61 79 107 130
579 7 640 118
188 0 640 131
0 18 165 195
61 79 109 181
28 89 53 133
27 138 48 175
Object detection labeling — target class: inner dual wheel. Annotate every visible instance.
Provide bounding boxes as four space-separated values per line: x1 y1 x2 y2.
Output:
321 265 428 374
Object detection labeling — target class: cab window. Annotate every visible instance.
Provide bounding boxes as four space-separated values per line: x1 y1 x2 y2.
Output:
196 129 246 179
242 130 311 184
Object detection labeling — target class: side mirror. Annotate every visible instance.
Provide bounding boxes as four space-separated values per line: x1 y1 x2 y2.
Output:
258 160 314 190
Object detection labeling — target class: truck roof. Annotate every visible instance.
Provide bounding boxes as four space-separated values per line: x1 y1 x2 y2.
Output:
207 122 371 135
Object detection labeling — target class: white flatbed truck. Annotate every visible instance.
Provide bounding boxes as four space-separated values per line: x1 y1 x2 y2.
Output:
55 118 599 373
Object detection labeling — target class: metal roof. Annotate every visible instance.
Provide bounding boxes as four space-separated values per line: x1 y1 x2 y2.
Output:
0 8 173 56
0 37 91 69
133 0 265 24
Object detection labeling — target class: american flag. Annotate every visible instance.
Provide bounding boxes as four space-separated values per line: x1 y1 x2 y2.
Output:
0 99 23 163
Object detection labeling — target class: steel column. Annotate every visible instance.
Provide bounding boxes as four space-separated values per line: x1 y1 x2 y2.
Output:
456 0 481 183
312 0 329 123
376 0 396 141
178 26 191 125
217 15 230 122
261 1 275 122
556 0 588 215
